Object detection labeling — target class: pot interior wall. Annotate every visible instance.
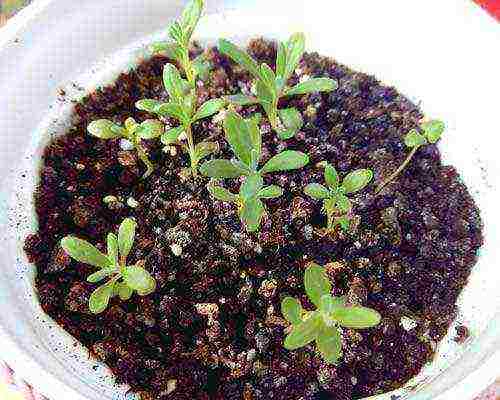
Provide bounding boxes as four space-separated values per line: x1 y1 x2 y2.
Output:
0 1 499 400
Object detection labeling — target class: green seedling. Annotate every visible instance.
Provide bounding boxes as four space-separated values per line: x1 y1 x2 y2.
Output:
88 117 163 178
281 262 381 364
150 0 210 86
304 163 373 232
61 218 156 314
200 110 309 232
375 119 445 194
218 33 338 139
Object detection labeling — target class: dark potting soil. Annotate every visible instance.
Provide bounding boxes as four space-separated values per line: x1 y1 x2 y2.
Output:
24 39 483 400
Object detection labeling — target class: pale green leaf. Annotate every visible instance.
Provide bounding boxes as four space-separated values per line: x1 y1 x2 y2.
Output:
161 126 184 145
258 185 283 199
218 39 261 79
331 306 382 329
163 64 189 103
208 182 238 203
200 159 249 178
284 313 321 350
61 236 111 268
285 78 338 97
421 120 445 143
118 218 136 261
122 265 156 294
317 325 342 364
192 53 211 81
224 110 254 167
304 183 330 200
156 102 189 123
180 0 203 41
335 216 350 231
335 194 351 213
404 129 427 148
193 98 226 121
304 263 332 308
89 283 114 314
260 150 309 174
87 120 125 139
239 197 265 232
276 41 287 79
259 63 277 93
114 281 133 301
239 174 264 201
135 99 163 113
168 21 185 45
281 296 303 325
341 169 373 194
194 141 218 161
324 163 339 190
283 33 306 81
106 233 119 266
136 119 164 139
87 267 116 283
278 108 303 140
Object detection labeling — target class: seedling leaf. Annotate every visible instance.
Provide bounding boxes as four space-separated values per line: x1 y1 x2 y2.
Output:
281 297 303 325
286 78 338 97
342 169 373 194
304 263 332 308
118 218 136 261
260 150 309 174
331 306 382 329
61 237 111 268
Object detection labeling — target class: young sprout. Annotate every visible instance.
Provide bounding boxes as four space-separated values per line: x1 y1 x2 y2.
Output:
199 110 309 232
61 218 156 314
88 117 163 178
375 119 445 194
136 65 225 177
304 163 373 232
218 34 338 139
281 263 381 364
150 0 208 87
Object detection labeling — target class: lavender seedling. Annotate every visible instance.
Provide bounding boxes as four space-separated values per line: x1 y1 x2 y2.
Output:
375 119 445 194
150 0 208 87
136 65 225 177
61 218 156 314
219 34 338 139
88 117 163 178
281 263 381 364
200 110 309 232
304 163 373 232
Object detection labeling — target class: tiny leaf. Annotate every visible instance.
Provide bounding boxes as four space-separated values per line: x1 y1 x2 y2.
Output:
61 237 111 268
218 39 261 79
226 94 259 106
335 194 351 213
317 325 342 364
114 281 133 301
275 41 287 79
122 265 156 294
118 218 136 261
284 313 321 350
285 78 338 97
304 183 330 200
335 216 350 231
161 126 184 145
135 99 163 113
281 297 303 325
258 185 283 199
304 263 332 308
421 120 445 143
239 174 264 201
283 33 306 81
89 283 114 314
224 110 254 167
193 98 226 121
107 233 119 266
87 120 125 139
136 119 164 139
208 182 238 203
180 0 203 41
260 151 309 174
156 102 189 124
341 169 373 194
200 159 249 178
259 63 277 93
404 129 427 148
87 267 117 284
278 108 303 140
239 197 265 232
331 306 382 329
163 64 189 104
192 53 211 81
324 163 339 190
194 141 218 161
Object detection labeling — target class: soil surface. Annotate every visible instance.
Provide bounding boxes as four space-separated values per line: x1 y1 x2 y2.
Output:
24 39 483 400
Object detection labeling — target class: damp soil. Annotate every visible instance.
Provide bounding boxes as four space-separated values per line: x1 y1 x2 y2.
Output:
24 39 483 400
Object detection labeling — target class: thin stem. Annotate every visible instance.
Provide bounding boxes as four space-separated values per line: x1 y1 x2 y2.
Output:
183 50 196 88
185 124 198 177
375 146 418 194
133 134 154 179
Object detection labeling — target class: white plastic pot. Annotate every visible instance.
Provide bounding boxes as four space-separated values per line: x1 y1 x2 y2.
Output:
0 1 499 399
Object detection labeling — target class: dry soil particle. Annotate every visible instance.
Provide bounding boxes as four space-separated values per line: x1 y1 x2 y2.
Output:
24 39 483 400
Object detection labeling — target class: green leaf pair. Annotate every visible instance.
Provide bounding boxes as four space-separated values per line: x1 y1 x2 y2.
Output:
87 117 163 178
404 120 445 148
281 263 381 364
219 33 338 139
200 110 309 232
136 63 226 176
60 218 156 314
304 162 373 232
